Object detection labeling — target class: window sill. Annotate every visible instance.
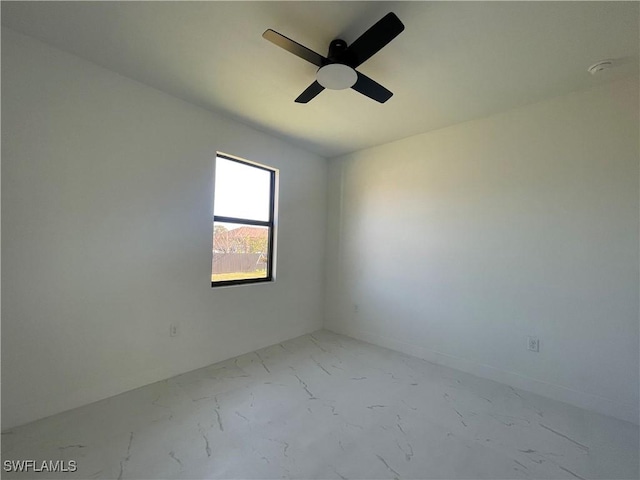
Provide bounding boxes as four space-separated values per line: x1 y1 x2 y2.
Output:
211 277 275 289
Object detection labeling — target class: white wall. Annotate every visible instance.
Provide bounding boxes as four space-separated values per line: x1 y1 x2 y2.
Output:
1 29 327 429
325 77 639 424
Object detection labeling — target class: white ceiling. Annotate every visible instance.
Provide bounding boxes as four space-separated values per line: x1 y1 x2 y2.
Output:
2 1 638 158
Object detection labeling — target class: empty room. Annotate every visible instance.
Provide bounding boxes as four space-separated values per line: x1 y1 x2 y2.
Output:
2 1 638 479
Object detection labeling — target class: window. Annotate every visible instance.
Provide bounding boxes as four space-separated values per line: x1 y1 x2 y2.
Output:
212 153 277 287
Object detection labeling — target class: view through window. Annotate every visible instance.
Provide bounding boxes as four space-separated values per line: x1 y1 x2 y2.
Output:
212 154 276 286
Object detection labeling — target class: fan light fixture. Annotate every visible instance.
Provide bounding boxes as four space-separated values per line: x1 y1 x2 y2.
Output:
316 64 358 90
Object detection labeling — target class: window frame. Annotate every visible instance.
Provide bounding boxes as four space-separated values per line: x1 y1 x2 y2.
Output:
212 152 277 288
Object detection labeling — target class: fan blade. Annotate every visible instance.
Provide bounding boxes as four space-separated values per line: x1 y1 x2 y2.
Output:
295 81 325 103
344 13 404 68
351 72 393 103
263 29 326 67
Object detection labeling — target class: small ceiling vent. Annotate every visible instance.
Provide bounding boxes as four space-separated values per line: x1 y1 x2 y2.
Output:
588 60 614 75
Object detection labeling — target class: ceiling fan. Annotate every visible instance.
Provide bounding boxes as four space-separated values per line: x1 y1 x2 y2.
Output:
263 12 405 104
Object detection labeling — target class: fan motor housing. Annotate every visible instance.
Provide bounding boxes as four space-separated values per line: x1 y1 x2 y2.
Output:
328 39 348 63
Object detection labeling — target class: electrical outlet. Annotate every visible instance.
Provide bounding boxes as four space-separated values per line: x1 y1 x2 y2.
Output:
170 324 178 337
527 336 539 352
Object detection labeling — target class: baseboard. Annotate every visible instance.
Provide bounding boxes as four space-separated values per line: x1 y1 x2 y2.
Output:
2 322 321 431
325 324 639 426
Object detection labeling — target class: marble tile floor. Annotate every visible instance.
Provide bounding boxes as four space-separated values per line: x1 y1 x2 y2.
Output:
2 330 638 480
